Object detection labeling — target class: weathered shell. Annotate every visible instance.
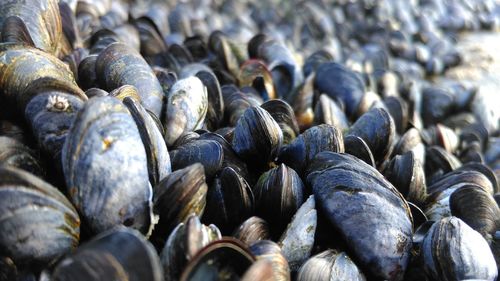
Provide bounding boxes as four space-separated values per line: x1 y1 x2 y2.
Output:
62 96 152 234
0 166 80 267
278 124 344 176
422 217 497 281
151 163 208 248
278 195 317 273
25 91 85 165
297 250 366 281
307 152 413 281
0 45 86 113
51 227 163 281
163 76 208 146
96 42 164 117
160 215 221 281
203 167 254 234
0 0 65 56
253 164 305 236
232 106 283 169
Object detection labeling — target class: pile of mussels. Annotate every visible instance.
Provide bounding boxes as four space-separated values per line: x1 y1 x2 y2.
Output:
0 0 499 280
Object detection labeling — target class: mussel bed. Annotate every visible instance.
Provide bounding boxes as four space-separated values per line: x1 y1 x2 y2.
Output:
0 0 499 280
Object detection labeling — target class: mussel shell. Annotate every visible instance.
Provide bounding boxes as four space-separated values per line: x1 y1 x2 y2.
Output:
422 217 497 281
0 166 80 267
0 45 85 112
253 164 305 236
383 96 408 134
261 99 300 145
161 215 221 281
151 163 208 248
307 152 413 281
347 107 396 166
241 259 275 281
169 139 223 180
421 87 454 126
62 96 152 234
278 195 317 273
198 132 250 183
232 106 283 169
392 127 425 163
296 250 366 281
313 94 349 131
249 240 291 281
313 62 365 119
96 42 164 118
203 167 254 234
343 134 376 168
195 70 224 131
238 59 276 101
0 136 42 176
278 124 344 176
163 76 208 146
123 96 171 187
0 0 64 55
450 185 500 241
232 216 271 246
179 238 256 281
425 170 494 221
383 151 427 206
51 227 163 281
425 146 462 178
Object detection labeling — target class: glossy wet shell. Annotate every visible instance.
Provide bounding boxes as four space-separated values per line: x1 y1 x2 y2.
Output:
279 124 344 175
232 106 283 168
0 166 80 266
307 152 412 281
151 163 208 247
96 42 164 117
62 96 152 234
